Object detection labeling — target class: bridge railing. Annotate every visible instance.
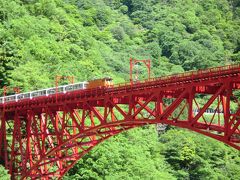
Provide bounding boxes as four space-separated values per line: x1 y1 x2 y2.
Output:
53 63 240 98
113 64 240 89
1 64 239 107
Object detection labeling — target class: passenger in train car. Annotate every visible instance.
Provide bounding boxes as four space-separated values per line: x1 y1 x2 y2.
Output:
64 82 88 93
47 88 56 95
31 89 47 98
65 85 73 91
5 95 16 102
17 93 30 100
0 79 109 104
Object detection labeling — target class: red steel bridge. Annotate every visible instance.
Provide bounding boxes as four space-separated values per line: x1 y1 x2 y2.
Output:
0 64 240 179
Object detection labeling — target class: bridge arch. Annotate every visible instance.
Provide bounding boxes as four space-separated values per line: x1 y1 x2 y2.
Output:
0 64 240 179
22 117 240 179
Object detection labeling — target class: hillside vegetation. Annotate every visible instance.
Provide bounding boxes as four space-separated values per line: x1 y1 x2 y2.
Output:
0 0 240 179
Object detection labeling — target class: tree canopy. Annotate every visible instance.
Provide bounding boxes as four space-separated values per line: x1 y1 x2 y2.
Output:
0 0 239 179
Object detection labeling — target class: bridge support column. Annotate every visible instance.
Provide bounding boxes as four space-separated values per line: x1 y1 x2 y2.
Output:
188 87 195 123
0 112 8 169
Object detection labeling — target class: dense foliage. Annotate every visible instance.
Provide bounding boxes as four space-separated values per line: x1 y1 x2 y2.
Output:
64 127 240 180
0 165 10 180
0 0 239 179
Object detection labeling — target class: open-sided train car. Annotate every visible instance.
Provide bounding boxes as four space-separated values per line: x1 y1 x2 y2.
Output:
0 78 113 104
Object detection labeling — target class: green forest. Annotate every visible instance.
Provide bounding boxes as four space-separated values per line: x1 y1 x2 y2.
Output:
0 0 240 179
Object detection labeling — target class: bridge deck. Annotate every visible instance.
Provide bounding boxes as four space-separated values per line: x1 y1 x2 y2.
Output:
1 64 240 115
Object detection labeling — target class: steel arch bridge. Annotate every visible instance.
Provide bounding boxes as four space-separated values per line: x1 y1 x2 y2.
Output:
0 64 240 179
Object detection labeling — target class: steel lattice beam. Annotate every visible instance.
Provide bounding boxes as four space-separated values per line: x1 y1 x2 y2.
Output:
0 64 240 179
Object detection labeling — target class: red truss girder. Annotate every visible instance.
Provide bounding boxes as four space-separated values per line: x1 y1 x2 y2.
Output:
0 64 240 179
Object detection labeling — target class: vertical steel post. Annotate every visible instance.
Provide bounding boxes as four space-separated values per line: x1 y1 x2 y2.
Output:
147 60 151 80
188 87 194 123
130 58 133 85
222 83 231 139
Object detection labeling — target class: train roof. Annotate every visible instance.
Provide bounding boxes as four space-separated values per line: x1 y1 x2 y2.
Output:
90 77 112 81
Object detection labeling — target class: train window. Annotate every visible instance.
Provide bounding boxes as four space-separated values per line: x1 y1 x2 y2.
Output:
65 85 73 91
47 89 56 94
5 95 16 102
75 84 83 89
58 87 64 92
32 92 39 97
17 94 23 100
23 93 30 98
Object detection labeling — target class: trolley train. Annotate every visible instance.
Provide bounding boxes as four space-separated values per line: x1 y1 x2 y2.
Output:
0 77 113 104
